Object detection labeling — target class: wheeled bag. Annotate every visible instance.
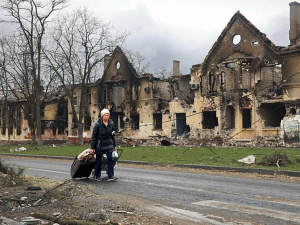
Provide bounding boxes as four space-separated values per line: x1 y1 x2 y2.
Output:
91 149 123 178
70 155 95 179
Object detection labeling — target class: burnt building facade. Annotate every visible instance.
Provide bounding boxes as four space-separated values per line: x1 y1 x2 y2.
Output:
1 2 300 145
187 2 300 145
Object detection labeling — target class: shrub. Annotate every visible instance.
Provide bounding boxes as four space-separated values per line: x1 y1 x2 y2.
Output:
258 152 291 167
0 157 26 186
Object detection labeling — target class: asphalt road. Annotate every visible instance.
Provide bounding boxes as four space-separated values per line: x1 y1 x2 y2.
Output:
3 156 300 225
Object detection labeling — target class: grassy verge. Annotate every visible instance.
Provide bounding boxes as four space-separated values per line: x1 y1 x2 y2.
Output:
0 144 300 171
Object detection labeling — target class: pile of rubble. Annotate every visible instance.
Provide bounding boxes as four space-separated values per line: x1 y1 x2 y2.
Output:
117 132 296 148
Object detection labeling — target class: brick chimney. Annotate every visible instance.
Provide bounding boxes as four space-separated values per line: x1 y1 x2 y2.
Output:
173 60 180 76
289 1 300 45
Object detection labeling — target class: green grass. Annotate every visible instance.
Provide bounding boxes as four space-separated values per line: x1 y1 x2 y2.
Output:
1 144 300 171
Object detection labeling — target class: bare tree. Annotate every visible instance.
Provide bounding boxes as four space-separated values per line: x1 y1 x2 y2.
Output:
125 49 150 75
0 33 58 143
154 66 172 79
0 37 12 144
45 8 128 144
0 0 67 145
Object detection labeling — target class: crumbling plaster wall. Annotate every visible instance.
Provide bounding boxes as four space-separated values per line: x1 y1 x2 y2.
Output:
43 102 58 120
189 16 283 142
281 51 300 100
121 76 165 139
170 75 193 103
89 85 100 134
153 79 171 101
0 103 24 140
42 102 58 140
281 114 300 142
67 88 82 137
169 99 201 138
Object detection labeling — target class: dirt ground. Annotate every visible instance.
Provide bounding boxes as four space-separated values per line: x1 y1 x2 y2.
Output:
0 175 183 225
1 163 300 225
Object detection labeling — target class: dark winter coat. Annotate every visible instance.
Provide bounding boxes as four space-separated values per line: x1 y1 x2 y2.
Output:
90 119 116 154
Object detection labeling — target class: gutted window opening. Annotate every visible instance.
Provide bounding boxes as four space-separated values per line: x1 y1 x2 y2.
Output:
58 98 68 118
9 122 13 135
17 125 21 135
16 107 22 135
40 103 45 117
103 90 107 103
116 61 121 70
111 85 126 109
258 103 286 127
84 113 91 130
209 72 216 91
131 115 139 130
72 118 77 129
2 108 7 135
57 119 67 135
87 91 91 104
176 113 188 136
153 113 162 130
98 92 102 104
221 72 225 91
290 108 296 115
232 34 241 45
49 121 57 136
251 40 259 45
41 121 46 135
73 97 78 106
111 113 125 131
242 109 251 129
1 122 5 135
226 105 235 129
202 111 218 129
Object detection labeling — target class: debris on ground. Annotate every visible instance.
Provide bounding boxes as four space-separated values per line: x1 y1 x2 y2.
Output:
237 155 256 164
257 151 291 168
0 175 185 224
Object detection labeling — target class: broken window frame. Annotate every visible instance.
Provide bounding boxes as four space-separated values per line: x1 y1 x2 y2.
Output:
84 112 91 131
202 111 219 129
175 113 188 136
225 105 235 129
209 72 216 92
258 103 286 127
242 108 252 129
131 115 139 130
153 113 162 130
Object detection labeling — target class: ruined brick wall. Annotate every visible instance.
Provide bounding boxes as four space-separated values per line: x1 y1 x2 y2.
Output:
255 66 282 97
153 80 171 101
281 51 300 99
170 75 193 103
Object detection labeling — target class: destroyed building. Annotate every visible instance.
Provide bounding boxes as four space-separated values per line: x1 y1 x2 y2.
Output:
0 89 68 142
186 2 300 145
1 2 300 146
75 47 193 141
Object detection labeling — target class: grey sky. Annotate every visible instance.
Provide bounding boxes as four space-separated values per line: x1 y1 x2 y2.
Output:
1 0 293 74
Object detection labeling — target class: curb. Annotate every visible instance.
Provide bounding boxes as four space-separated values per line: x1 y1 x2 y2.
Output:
1 153 300 177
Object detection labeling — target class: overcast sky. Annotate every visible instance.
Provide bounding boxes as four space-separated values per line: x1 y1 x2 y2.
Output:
1 0 293 74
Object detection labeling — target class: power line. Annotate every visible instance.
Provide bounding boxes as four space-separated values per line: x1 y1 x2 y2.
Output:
1 69 300 141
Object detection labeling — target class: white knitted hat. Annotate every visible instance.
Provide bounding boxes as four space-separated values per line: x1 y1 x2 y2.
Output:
100 109 110 117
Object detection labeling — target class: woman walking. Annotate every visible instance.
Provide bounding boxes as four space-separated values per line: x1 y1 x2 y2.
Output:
90 109 118 181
